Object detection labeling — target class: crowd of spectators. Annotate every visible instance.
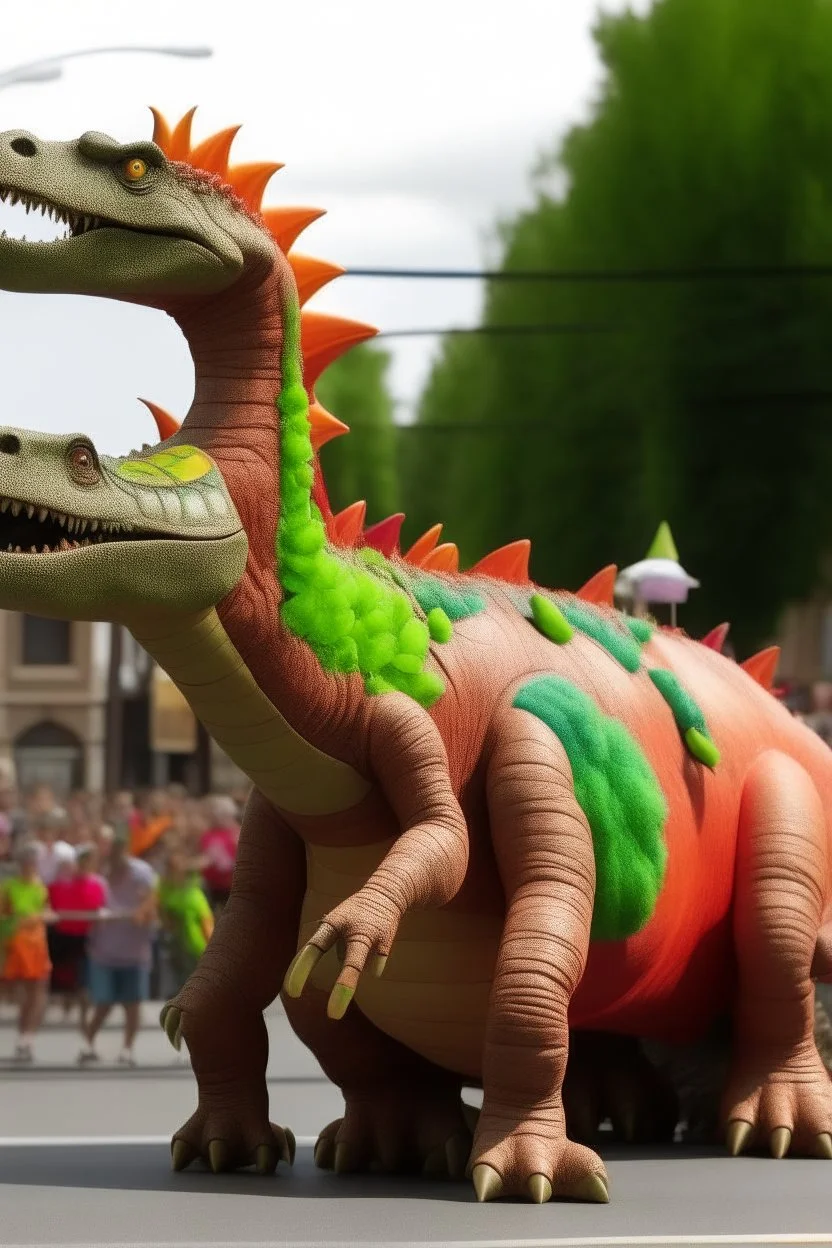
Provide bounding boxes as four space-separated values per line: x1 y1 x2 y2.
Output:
0 772 244 1065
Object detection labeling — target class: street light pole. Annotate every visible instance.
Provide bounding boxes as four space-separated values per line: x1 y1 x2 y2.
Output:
0 44 212 91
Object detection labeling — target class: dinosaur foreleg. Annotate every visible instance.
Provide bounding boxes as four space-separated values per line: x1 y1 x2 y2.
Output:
162 788 305 1174
284 693 468 1018
722 750 832 1160
470 706 608 1204
283 986 471 1176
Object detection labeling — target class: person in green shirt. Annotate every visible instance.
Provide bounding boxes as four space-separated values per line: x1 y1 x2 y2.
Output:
0 842 54 1062
157 847 214 989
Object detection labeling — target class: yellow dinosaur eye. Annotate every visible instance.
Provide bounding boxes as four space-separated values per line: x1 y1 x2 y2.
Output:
123 157 147 182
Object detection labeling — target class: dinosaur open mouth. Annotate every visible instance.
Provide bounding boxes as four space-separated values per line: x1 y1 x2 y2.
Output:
0 186 104 243
0 496 159 554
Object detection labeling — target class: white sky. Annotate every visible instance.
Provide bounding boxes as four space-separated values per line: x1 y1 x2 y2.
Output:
0 0 651 455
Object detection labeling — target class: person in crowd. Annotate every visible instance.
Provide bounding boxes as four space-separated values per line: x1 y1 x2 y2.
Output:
0 763 26 851
31 810 75 887
805 680 832 746
47 844 107 1029
79 827 157 1067
158 845 214 992
198 794 240 912
129 788 174 860
0 842 53 1062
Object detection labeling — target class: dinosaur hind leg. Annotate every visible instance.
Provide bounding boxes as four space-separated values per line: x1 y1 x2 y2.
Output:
722 750 832 1159
163 789 304 1174
283 986 471 1176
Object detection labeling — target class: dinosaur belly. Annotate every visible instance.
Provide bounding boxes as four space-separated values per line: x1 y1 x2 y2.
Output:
299 841 498 1078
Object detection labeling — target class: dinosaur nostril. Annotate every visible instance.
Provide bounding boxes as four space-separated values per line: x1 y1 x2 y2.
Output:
10 137 36 158
0 434 21 455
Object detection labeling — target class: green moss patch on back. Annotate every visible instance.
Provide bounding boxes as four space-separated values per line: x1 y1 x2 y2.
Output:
558 599 643 673
275 297 445 709
626 616 655 645
513 675 668 941
406 573 486 622
648 668 720 768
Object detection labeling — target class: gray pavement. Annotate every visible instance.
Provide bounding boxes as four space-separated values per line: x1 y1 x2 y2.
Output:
1 1004 831 1247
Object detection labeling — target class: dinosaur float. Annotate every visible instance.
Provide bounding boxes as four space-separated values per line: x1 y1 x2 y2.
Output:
0 110 831 1206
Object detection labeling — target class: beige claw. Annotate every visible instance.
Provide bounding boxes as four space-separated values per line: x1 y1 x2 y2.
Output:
162 1005 182 1052
170 1138 196 1171
283 1127 296 1167
334 1141 357 1174
208 1139 230 1174
726 1119 752 1157
327 983 355 1021
255 1144 278 1175
369 953 388 978
816 1132 832 1159
314 1137 335 1170
563 1172 609 1203
527 1173 553 1204
445 1133 470 1179
472 1163 503 1203
283 945 324 999
770 1127 791 1160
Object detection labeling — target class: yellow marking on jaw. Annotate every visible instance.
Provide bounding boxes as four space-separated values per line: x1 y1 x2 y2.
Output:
116 445 214 486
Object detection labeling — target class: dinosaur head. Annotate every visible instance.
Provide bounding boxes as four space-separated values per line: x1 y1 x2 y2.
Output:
0 427 247 621
0 124 276 302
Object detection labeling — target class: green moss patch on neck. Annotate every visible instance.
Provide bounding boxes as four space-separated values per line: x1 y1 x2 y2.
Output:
513 674 668 941
648 668 720 768
275 297 445 709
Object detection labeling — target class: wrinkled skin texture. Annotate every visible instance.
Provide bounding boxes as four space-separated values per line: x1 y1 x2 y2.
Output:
3 118 832 1206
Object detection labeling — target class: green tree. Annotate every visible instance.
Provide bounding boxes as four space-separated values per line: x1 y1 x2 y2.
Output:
317 344 400 523
404 0 832 650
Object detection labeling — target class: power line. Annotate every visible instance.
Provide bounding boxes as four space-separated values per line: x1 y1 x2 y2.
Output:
376 323 618 339
347 264 832 282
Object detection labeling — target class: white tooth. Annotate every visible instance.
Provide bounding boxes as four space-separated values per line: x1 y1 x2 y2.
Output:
90 519 98 532
0 499 7 512
66 517 74 533
37 507 48 521
10 500 20 516
24 202 30 215
26 504 34 519
9 192 18 206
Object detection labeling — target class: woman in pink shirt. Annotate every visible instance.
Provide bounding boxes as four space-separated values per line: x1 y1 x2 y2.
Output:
48 844 106 1029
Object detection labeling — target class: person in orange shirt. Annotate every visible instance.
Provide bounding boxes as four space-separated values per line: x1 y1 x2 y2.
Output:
0 842 54 1062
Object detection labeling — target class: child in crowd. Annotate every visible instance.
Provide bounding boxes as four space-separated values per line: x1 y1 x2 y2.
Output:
0 842 53 1061
158 846 214 990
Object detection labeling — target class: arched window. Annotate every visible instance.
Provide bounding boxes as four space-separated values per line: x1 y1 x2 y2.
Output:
14 720 84 795
21 615 72 666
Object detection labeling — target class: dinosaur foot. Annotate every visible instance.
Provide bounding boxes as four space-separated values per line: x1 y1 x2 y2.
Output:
171 1109 295 1175
723 1042 832 1159
564 1031 679 1145
469 1113 609 1204
314 1092 473 1177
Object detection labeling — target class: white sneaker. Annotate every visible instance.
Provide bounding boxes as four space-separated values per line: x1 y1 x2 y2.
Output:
12 1043 33 1064
77 1047 99 1066
117 1049 136 1068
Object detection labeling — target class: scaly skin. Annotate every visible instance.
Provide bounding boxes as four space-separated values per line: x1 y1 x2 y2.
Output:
1 113 832 1204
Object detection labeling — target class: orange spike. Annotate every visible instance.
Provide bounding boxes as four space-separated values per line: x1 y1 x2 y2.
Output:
576 564 618 605
227 161 283 210
327 501 367 546
302 311 378 389
470 539 531 584
363 514 405 557
262 205 326 253
138 397 181 441
308 399 349 451
188 125 241 177
420 543 460 573
701 622 731 653
167 107 197 162
149 107 172 152
403 523 443 565
740 646 780 692
289 254 346 306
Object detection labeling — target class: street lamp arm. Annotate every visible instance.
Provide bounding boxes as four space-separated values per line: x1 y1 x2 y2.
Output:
0 44 212 90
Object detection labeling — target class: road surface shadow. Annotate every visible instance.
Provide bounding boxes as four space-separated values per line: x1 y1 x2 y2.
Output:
0 1140 731 1204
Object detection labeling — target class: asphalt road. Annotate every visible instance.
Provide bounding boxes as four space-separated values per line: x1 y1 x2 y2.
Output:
1 1002 831 1248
